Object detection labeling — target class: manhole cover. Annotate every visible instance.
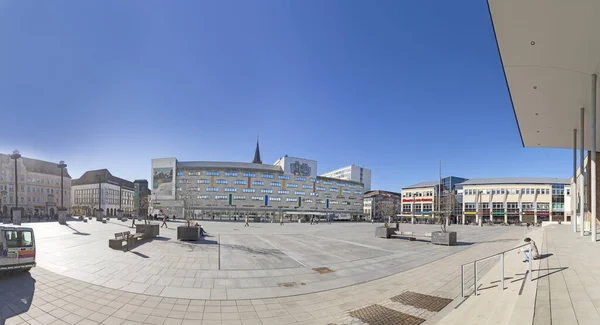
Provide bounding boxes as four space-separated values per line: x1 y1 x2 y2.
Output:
390 291 452 312
313 267 335 274
349 304 425 325
278 282 298 288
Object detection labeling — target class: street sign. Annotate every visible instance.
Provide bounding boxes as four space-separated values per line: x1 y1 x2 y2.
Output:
228 194 232 205
298 197 302 207
264 195 269 206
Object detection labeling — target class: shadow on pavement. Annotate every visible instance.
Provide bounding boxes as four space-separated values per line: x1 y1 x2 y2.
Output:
533 267 568 281
536 253 553 260
130 251 149 258
0 271 35 324
66 224 90 236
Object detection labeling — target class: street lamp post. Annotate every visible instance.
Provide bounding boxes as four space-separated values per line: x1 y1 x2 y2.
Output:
95 175 104 221
11 150 21 225
57 160 68 224
117 185 124 220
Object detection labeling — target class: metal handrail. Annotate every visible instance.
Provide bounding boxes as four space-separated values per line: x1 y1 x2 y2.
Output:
461 242 533 298
460 243 530 267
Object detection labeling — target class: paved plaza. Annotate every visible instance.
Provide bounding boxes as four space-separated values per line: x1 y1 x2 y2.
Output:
1 220 530 324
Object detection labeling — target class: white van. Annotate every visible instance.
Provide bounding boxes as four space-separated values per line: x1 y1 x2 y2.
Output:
0 226 36 272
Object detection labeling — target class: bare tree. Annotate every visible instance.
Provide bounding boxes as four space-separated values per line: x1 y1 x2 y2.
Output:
437 190 458 232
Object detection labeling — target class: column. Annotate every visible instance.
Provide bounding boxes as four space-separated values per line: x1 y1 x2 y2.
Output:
462 198 466 225
580 107 586 236
591 74 597 242
504 202 508 224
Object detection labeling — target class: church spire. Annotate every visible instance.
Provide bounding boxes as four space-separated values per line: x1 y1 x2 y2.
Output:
252 137 262 164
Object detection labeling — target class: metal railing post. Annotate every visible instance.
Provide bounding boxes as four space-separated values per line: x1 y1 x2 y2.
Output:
501 252 505 290
461 265 464 297
529 242 533 281
474 262 478 296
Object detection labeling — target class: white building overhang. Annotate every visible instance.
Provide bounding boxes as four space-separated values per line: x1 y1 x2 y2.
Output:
487 0 600 150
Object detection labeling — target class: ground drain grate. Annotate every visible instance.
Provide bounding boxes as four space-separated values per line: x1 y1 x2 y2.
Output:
278 282 298 288
313 267 335 274
390 291 452 312
349 304 425 325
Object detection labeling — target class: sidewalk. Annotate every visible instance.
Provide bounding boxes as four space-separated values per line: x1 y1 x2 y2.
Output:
436 228 544 325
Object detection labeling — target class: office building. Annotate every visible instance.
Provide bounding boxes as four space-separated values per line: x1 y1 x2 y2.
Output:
364 190 401 221
151 143 365 220
320 165 372 192
134 179 150 216
71 169 135 216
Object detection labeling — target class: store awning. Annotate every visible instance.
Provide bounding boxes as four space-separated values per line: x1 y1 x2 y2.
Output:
487 0 600 150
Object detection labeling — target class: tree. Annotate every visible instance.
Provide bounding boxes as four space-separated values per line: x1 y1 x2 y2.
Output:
437 189 459 232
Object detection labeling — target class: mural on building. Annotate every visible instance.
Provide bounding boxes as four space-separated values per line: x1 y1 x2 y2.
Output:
152 168 173 196
290 161 312 176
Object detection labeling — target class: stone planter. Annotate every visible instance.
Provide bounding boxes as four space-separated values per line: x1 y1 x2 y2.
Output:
375 227 396 238
58 208 68 225
177 226 200 241
136 224 159 238
431 231 457 246
95 209 104 222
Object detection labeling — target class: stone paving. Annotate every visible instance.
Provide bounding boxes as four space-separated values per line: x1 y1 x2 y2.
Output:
0 221 529 324
28 220 522 300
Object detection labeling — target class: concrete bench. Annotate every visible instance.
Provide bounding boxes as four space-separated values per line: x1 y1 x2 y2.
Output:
109 232 129 250
394 231 432 242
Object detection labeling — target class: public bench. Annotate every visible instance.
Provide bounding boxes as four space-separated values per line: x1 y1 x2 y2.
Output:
394 231 432 242
108 230 146 251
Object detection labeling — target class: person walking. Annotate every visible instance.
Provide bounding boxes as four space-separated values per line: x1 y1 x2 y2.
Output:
245 215 249 227
161 214 168 228
279 215 284 226
131 216 136 228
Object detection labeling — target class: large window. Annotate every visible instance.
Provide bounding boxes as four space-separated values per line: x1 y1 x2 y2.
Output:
206 188 219 192
188 171 201 176
198 179 209 184
215 195 227 200
287 183 298 188
244 172 256 177
252 181 264 186
262 174 274 179
296 177 306 182
225 172 238 177
243 188 255 193
423 203 432 212
270 182 281 187
234 180 247 185
294 191 306 195
413 204 422 213
206 172 219 176
278 190 289 194
402 204 411 213
224 188 237 192
278 175 290 180
261 189 273 194
233 196 246 200
251 196 263 200
215 179 228 184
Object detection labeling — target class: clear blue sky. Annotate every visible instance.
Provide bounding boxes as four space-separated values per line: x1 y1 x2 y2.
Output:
0 0 572 191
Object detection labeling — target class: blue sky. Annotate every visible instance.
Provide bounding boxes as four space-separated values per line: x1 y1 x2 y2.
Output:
0 0 572 191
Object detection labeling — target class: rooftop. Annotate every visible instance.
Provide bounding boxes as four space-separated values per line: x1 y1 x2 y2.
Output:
402 181 439 189
0 153 72 178
461 177 570 186
72 169 134 190
177 161 282 172
364 190 401 198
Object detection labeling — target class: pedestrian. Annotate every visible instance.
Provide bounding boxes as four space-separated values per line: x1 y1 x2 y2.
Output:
131 216 136 228
280 215 284 226
161 214 168 228
518 237 539 262
310 216 314 225
245 215 249 227
328 215 331 225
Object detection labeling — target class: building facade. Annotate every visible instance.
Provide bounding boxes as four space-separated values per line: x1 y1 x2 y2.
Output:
400 176 468 222
0 153 72 216
320 164 372 192
363 190 401 221
151 157 365 221
71 169 135 216
461 178 570 224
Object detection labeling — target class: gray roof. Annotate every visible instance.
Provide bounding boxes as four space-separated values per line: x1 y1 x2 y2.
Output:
402 181 438 189
72 169 134 190
0 153 72 178
177 161 282 172
461 177 570 186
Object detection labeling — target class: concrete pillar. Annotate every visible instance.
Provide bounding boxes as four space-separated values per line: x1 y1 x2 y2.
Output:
580 107 586 236
462 214 465 225
574 128 578 230
591 74 597 242
58 208 67 225
12 208 21 226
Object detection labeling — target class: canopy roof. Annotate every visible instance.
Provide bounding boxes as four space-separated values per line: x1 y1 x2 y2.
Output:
488 0 600 150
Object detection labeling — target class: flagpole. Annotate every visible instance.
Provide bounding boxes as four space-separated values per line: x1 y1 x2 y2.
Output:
438 160 442 219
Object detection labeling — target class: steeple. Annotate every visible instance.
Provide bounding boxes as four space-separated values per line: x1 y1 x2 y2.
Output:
252 137 262 164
